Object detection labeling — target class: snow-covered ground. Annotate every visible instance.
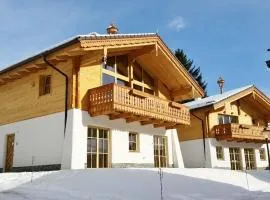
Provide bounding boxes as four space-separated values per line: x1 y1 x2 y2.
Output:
0 168 270 200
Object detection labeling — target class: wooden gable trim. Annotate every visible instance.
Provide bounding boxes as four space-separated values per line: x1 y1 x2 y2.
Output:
213 87 254 110
213 86 270 111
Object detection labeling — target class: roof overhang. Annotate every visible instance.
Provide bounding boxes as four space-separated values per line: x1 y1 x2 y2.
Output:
0 33 204 99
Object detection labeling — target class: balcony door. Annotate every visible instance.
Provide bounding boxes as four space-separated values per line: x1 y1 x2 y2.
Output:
87 127 110 168
229 148 242 170
154 136 168 168
244 148 256 170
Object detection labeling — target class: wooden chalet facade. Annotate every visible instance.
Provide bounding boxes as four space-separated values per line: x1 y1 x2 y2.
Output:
0 26 203 172
179 85 270 170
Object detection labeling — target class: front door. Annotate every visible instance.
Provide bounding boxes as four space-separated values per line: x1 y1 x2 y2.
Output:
87 127 110 168
244 148 256 170
229 148 242 170
5 134 15 172
154 136 168 168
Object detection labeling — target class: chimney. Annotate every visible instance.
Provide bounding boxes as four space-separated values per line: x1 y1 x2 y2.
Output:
106 23 119 34
217 77 225 94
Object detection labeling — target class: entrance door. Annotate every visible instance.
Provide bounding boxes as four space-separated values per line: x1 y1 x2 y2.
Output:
5 134 15 172
229 148 242 170
244 148 256 170
154 136 168 168
87 127 110 168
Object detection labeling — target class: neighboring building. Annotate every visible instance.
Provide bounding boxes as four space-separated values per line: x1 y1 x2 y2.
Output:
0 25 204 172
178 85 270 170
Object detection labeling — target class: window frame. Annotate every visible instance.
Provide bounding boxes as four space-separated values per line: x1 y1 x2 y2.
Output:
102 56 155 95
218 114 239 125
216 146 224 160
39 75 52 96
259 148 266 161
128 132 139 152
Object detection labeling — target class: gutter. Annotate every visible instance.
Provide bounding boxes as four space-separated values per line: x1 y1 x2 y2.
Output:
43 55 69 136
191 113 207 165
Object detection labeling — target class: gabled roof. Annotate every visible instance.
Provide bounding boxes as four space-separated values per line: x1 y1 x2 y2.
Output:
0 31 204 98
185 85 256 110
0 32 157 75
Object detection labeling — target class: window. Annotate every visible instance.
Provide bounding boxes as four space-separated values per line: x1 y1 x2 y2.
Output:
229 148 242 170
129 132 139 152
260 148 266 160
87 127 110 168
218 114 238 125
39 75 51 96
133 62 154 95
102 55 129 86
216 146 224 160
154 136 168 168
244 148 256 170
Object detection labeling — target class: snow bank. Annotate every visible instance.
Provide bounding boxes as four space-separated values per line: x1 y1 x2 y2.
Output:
0 168 270 200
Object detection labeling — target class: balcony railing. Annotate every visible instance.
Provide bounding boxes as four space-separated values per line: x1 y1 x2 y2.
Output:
88 83 190 128
214 123 266 142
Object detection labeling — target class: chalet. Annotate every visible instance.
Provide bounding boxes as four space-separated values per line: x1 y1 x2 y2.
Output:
0 24 204 172
178 84 270 170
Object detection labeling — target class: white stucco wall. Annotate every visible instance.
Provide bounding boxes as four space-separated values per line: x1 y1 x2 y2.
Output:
0 111 66 170
181 138 270 169
180 139 208 168
64 109 184 169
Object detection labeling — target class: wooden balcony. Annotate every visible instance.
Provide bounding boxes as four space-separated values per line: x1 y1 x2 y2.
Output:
214 123 267 143
88 83 190 128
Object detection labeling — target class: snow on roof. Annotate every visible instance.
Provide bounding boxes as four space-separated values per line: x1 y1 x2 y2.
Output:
185 85 254 110
0 32 157 75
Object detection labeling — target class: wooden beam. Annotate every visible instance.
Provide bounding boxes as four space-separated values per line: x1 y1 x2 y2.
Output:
109 113 132 120
128 45 155 61
126 116 150 123
141 120 163 125
154 122 176 128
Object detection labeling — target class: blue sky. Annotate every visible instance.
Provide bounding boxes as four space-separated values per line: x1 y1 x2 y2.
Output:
1 0 270 96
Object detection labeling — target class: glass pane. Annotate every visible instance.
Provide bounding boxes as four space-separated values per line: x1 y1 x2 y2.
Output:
224 116 230 124
99 139 104 153
133 62 142 82
103 57 115 72
87 154 97 168
99 130 104 139
143 70 154 87
144 88 154 95
133 84 142 91
102 74 115 85
99 154 104 168
90 138 97 152
104 140 108 153
117 79 129 86
104 154 108 168
218 115 224 125
116 55 128 77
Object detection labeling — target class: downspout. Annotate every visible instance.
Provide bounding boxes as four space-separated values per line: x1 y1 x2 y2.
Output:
266 138 270 170
191 113 207 165
43 55 69 136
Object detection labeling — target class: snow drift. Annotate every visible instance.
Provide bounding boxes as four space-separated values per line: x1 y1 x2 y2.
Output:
0 168 270 200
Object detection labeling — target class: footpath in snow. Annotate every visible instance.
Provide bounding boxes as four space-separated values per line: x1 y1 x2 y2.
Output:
0 168 270 200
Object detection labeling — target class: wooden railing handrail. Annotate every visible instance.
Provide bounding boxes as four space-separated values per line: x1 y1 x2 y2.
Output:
88 83 190 125
214 123 266 141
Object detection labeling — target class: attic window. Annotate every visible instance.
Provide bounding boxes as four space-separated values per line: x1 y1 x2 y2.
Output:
39 75 51 96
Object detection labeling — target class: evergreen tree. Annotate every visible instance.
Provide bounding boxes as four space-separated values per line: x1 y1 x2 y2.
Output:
175 49 207 96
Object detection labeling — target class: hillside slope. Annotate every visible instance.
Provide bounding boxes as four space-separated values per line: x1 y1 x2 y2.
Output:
0 168 270 200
